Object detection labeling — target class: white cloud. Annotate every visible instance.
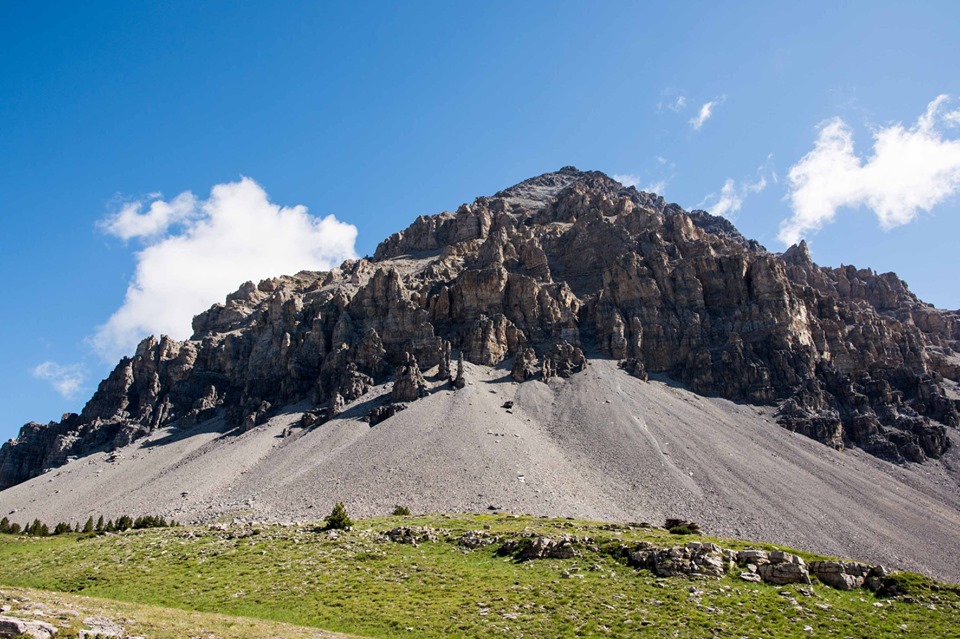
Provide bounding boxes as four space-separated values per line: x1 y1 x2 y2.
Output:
689 97 724 130
98 191 198 240
644 180 667 195
699 175 767 219
657 92 687 113
613 174 667 195
779 95 960 245
92 177 358 361
32 361 85 399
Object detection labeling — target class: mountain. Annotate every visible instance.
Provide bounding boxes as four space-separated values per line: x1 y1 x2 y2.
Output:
2 167 960 580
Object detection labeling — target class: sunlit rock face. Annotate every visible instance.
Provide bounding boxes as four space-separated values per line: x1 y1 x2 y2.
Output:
3 166 958 489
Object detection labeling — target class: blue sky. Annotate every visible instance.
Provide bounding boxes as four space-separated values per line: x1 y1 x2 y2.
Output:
2 1 959 440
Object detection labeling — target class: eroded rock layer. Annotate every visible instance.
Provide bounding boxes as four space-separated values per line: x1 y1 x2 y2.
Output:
2 166 959 489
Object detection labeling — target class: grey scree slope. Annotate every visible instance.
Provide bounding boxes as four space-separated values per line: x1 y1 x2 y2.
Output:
2 358 960 583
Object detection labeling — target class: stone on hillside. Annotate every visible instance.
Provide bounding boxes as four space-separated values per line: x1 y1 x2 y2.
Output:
330 393 345 418
391 353 427 402
619 357 648 381
368 403 407 426
758 561 811 585
809 561 870 590
550 341 586 378
437 339 452 380
0 616 57 639
453 352 466 389
511 347 539 382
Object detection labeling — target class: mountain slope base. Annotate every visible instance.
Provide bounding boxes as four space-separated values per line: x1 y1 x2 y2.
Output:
2 359 959 582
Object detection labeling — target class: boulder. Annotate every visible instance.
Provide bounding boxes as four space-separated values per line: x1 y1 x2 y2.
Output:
809 561 870 590
0 616 57 639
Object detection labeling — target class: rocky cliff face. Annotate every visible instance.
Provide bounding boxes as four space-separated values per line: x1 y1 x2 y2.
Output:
3 166 959 489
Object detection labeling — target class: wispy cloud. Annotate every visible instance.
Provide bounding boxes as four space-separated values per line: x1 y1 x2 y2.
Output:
779 95 960 245
32 361 85 399
657 91 688 113
613 174 640 187
689 97 725 130
613 174 668 195
92 178 358 361
698 175 767 219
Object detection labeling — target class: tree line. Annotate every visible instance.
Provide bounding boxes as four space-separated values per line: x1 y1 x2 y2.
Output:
0 514 178 536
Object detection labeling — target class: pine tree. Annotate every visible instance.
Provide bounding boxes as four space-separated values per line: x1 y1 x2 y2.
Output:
323 502 353 531
53 522 71 535
105 519 115 533
0 516 9 534
95 515 104 533
116 515 133 531
83 517 94 533
29 519 42 536
9 523 21 534
39 523 50 536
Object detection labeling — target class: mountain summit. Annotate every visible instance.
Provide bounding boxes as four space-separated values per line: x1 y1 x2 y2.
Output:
4 167 958 490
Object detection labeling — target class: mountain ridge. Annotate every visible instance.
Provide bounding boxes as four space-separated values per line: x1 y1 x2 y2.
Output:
2 167 959 491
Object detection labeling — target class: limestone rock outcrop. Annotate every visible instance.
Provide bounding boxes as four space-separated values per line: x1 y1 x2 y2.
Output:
390 353 427 402
2 166 959 489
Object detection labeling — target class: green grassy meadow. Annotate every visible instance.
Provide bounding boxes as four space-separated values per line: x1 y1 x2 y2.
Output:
0 513 957 638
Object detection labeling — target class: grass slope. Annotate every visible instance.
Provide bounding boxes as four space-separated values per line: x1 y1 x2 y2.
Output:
0 514 957 638
0 585 356 639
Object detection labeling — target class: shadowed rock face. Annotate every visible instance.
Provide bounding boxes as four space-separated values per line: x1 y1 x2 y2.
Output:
2 167 959 489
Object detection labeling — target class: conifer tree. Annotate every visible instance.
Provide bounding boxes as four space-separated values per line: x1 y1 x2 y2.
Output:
0 516 9 534
323 502 353 530
95 515 104 533
83 517 94 533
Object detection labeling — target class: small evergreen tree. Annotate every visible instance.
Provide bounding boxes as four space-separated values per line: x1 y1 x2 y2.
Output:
116 515 133 531
323 502 353 530
28 519 42 536
9 523 21 534
83 517 94 533
95 515 105 533
39 523 50 536
391 505 411 516
0 516 9 533
104 519 115 533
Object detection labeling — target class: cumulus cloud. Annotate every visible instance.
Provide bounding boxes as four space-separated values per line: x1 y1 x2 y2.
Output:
699 175 767 219
779 95 960 245
32 361 85 399
689 97 724 130
92 178 358 361
98 191 197 240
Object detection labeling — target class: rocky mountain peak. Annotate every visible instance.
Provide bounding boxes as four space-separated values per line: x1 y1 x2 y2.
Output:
2 167 959 490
